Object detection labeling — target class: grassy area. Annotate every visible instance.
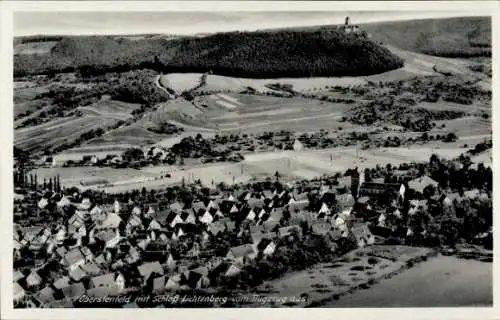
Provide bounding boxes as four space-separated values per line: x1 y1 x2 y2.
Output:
362 17 491 57
326 254 492 307
245 245 437 307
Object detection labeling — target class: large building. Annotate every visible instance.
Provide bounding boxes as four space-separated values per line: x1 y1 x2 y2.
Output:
339 16 360 34
358 182 401 197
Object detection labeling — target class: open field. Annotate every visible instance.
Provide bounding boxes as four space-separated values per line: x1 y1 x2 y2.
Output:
29 166 158 188
14 99 141 152
14 100 50 119
159 73 202 94
14 85 50 104
77 99 141 121
194 93 354 132
38 144 478 193
14 41 59 55
196 74 367 93
432 117 491 137
326 255 492 307
15 116 117 152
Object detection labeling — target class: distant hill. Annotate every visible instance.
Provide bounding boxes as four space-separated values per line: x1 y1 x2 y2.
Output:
163 30 404 78
258 16 491 58
14 29 404 78
362 17 491 57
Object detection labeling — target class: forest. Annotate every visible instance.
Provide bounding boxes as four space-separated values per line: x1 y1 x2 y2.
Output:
14 30 404 78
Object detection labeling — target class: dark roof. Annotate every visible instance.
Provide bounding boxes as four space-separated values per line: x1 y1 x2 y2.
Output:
61 282 85 299
359 182 401 195
256 238 273 252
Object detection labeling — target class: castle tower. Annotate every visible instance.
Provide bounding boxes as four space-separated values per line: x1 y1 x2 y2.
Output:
345 16 350 26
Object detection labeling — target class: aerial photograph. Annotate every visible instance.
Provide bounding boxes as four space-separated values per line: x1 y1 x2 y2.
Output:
11 9 492 308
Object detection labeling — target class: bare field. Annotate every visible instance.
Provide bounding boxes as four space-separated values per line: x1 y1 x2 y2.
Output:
14 41 59 55
194 93 352 133
78 99 141 121
159 73 202 94
14 85 50 104
432 117 491 137
15 116 119 152
14 99 141 152
30 166 157 189
48 144 477 193
418 101 491 114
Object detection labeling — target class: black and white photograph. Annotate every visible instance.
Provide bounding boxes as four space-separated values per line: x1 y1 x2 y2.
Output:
1 0 497 316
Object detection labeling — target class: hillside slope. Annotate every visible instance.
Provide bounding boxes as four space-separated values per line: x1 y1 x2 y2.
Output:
14 30 404 78
362 17 491 57
163 30 404 78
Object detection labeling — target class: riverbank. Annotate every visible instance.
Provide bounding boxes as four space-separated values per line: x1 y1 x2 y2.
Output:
325 254 492 307
243 245 438 308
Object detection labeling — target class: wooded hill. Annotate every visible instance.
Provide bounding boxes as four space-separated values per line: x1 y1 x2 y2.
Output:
14 29 404 78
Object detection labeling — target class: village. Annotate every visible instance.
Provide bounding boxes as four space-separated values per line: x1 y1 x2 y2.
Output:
12 141 493 308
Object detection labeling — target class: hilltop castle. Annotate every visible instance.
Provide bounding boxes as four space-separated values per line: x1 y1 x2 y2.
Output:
339 16 360 34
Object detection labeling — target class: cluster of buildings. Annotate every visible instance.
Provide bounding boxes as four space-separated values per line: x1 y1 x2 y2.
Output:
12 173 378 307
12 161 491 308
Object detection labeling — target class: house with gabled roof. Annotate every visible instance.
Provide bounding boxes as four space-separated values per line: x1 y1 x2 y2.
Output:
80 262 102 276
224 263 243 277
199 211 214 225
96 229 120 249
165 274 182 291
350 222 374 247
169 202 184 213
226 244 256 264
13 282 26 303
256 238 276 256
96 212 122 230
247 197 265 209
138 261 164 285
52 276 70 290
34 286 56 306
183 211 197 224
69 266 87 282
278 225 302 239
408 175 439 194
148 219 161 231
68 212 85 228
86 285 120 299
208 222 226 236
26 270 43 288
169 213 184 228
191 201 206 214
13 270 24 283
288 199 309 213
312 222 332 235
61 282 86 300
263 219 279 233
225 221 236 233
63 248 85 271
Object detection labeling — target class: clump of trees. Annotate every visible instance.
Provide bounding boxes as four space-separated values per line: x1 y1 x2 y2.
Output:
147 122 184 135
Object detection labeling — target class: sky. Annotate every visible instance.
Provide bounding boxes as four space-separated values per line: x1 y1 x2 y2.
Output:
14 11 489 36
